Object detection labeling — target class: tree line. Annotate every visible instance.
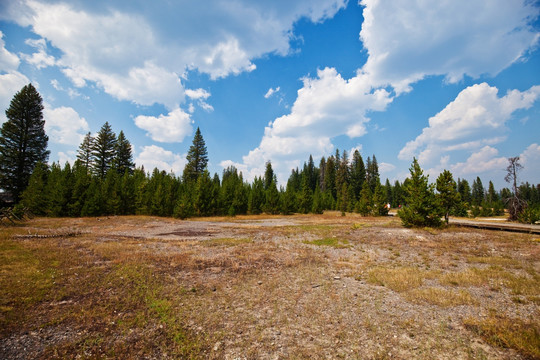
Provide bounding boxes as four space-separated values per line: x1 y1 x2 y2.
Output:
1 84 539 225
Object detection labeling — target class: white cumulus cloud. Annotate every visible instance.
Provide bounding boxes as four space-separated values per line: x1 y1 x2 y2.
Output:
0 30 20 71
1 0 347 111
450 146 508 175
20 38 55 69
134 108 193 143
225 67 393 183
519 143 540 184
0 31 30 124
0 72 30 124
399 83 540 166
360 0 540 92
43 105 90 145
135 145 186 175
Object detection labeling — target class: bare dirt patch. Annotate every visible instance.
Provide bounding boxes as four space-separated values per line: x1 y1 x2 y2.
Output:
1 213 538 359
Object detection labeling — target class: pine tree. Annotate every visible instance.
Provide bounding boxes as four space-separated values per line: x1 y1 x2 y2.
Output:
92 122 116 179
183 127 208 183
20 162 49 215
392 180 403 208
305 155 318 191
248 177 265 215
119 170 135 215
311 186 324 214
264 179 280 214
263 161 275 190
384 179 392 205
373 182 389 216
367 155 380 193
350 150 366 199
81 178 103 216
486 181 498 203
77 132 94 173
335 150 349 196
114 130 134 175
69 160 92 216
194 170 214 216
298 174 313 214
398 158 442 228
457 178 472 206
0 84 49 201
355 186 372 216
280 184 296 215
174 184 193 219
471 177 484 206
324 156 337 200
337 183 354 214
436 170 460 224
318 157 326 192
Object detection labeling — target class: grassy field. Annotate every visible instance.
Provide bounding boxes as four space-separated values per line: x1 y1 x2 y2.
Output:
1 213 539 359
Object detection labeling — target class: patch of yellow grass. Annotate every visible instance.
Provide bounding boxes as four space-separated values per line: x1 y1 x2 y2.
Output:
367 267 434 292
406 287 477 307
464 315 540 359
440 266 539 296
203 237 252 247
467 256 520 267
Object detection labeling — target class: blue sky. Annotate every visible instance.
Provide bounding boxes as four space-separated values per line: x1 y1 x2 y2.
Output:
1 0 539 189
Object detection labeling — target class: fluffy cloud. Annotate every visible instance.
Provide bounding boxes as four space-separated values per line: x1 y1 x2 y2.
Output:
399 83 540 165
519 143 540 184
0 31 20 71
1 0 346 111
134 108 193 143
0 31 30 124
20 38 55 69
360 0 540 92
43 105 90 145
450 146 508 175
135 145 186 175
226 0 540 183
57 151 76 166
226 67 393 182
186 88 213 112
0 72 30 124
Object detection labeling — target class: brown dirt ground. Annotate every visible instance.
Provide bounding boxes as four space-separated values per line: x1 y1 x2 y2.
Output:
1 213 539 359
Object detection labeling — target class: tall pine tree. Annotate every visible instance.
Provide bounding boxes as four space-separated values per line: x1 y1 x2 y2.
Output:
0 84 49 201
183 127 208 183
92 122 116 179
77 132 94 174
114 130 134 175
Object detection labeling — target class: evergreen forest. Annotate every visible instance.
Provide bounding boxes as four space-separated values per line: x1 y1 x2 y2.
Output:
12 122 540 224
1 85 539 225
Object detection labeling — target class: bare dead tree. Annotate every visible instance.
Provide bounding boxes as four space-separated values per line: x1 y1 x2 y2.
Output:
504 157 526 221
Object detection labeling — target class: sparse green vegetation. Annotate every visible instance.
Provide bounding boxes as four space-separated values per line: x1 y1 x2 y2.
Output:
303 237 350 248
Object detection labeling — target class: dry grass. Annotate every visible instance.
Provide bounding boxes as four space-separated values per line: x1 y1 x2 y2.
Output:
405 287 478 307
366 266 434 292
464 314 540 359
1 214 539 359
